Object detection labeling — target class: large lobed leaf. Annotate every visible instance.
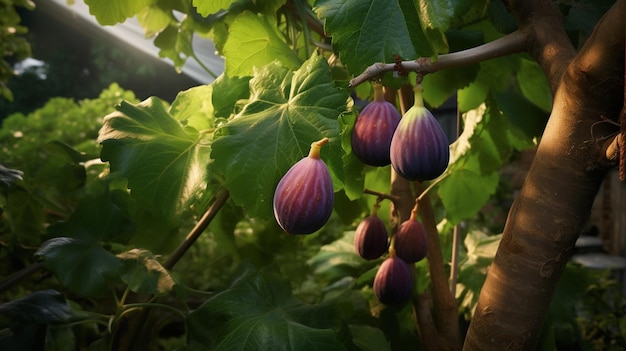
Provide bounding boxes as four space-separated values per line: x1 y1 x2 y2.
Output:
223 11 301 77
36 237 122 297
211 55 350 218
84 0 154 25
186 265 345 351
98 96 211 221
314 0 430 77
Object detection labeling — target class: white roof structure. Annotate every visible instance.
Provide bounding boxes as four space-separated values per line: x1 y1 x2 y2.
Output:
49 0 224 84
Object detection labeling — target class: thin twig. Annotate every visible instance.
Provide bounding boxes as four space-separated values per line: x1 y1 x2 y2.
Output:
0 261 45 294
362 188 401 203
349 30 527 88
122 188 230 351
164 188 230 270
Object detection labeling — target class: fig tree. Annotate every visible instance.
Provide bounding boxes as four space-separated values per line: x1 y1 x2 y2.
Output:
351 84 401 166
390 85 449 181
273 138 334 235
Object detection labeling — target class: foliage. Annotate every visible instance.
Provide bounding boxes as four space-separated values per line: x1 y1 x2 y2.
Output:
0 0 33 101
0 0 623 350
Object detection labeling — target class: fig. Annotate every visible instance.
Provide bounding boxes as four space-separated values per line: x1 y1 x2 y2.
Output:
354 205 388 260
273 138 334 235
393 209 428 263
373 256 413 305
351 84 401 167
390 85 449 181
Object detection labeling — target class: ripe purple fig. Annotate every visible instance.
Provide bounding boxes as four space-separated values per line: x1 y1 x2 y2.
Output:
354 205 388 260
393 209 428 263
273 138 334 235
351 84 401 167
373 256 413 305
390 85 449 181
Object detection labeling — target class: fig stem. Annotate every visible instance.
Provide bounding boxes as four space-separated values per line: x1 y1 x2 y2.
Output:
308 137 329 159
389 236 397 257
413 84 424 109
373 83 385 102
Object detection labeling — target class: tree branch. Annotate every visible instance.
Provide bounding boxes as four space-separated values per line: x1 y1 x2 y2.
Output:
164 188 230 270
464 1 624 349
349 30 527 88
504 0 577 93
415 182 461 351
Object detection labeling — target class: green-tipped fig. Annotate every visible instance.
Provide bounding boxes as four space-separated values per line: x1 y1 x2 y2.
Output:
393 209 428 263
273 138 334 235
351 84 401 167
373 256 413 305
354 205 388 260
390 85 449 181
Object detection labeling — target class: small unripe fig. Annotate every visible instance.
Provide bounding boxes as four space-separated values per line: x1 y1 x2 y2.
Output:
354 205 388 260
393 209 428 263
351 84 401 167
390 85 449 181
273 138 334 235
373 256 413 305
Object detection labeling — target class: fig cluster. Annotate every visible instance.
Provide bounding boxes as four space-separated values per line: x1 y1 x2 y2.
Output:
273 138 334 235
351 83 449 182
354 203 428 306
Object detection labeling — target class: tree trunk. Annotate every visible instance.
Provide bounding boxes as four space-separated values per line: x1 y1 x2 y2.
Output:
463 0 625 349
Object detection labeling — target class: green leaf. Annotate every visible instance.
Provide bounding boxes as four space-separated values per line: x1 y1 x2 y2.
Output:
0 290 73 328
117 249 175 295
222 11 301 76
457 79 489 112
348 325 391 351
193 0 233 16
46 189 133 244
192 0 285 17
84 0 154 25
211 55 350 218
137 6 172 37
338 110 365 201
422 64 478 108
169 85 216 132
36 237 122 297
98 97 210 221
211 74 252 118
308 231 371 283
456 230 501 318
154 24 193 72
186 265 345 351
416 0 454 30
517 58 552 112
437 169 498 225
314 0 431 77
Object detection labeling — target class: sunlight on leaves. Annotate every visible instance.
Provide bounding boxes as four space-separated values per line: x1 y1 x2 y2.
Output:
84 0 154 25
223 11 301 76
117 249 175 296
98 97 211 221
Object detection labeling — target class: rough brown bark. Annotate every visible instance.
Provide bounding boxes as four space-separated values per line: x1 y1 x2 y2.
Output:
463 1 625 350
